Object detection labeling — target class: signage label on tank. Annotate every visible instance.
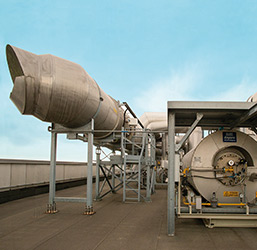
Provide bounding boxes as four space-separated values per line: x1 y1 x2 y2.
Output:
223 191 239 197
223 132 237 142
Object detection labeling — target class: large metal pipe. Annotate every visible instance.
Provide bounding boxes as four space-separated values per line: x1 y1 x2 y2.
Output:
6 45 124 138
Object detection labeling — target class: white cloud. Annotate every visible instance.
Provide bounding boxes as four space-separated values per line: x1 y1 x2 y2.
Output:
209 77 257 102
132 65 201 114
132 66 257 117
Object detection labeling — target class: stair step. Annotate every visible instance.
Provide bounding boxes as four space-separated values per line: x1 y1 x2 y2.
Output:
126 155 141 162
126 179 138 182
125 197 139 201
125 188 138 192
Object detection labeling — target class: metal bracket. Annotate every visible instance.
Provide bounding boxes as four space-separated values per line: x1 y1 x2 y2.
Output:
251 126 257 135
230 103 257 129
84 205 96 215
175 113 203 152
50 122 92 133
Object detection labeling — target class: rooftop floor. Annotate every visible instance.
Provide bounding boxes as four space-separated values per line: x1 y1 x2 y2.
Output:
1 184 257 250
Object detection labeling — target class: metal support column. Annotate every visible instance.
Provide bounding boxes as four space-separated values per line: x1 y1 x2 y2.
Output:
123 155 126 202
151 168 156 194
146 165 151 202
84 119 95 215
112 164 116 193
111 150 116 194
167 112 175 236
95 146 101 201
46 131 58 214
121 128 126 202
137 160 141 202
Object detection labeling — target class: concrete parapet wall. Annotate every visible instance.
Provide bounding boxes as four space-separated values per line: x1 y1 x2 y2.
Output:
0 159 96 191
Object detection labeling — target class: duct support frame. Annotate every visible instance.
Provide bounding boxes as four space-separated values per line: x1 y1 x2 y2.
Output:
46 119 95 215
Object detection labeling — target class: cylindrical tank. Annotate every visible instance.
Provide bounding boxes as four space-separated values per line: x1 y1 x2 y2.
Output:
182 130 257 203
6 45 124 138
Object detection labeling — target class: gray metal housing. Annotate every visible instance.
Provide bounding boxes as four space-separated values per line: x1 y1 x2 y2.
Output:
182 130 257 203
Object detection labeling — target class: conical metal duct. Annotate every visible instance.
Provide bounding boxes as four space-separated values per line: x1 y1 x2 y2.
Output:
6 45 124 138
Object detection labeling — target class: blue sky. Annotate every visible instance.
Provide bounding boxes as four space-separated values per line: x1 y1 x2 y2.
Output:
0 0 256 161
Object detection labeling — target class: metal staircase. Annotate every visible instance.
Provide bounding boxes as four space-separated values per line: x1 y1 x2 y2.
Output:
94 128 156 203
121 130 147 202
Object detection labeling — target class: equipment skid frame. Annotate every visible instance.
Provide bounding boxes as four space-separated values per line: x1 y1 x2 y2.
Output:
167 101 257 236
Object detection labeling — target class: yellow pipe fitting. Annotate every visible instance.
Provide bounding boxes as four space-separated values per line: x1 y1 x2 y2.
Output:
182 196 246 207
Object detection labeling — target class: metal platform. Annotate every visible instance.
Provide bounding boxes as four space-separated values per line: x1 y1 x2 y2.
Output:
167 101 257 128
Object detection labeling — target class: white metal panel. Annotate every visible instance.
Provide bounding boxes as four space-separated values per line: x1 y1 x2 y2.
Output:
11 164 26 187
56 164 65 181
0 164 11 188
25 164 49 185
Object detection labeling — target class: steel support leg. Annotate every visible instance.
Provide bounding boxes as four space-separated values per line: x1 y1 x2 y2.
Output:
151 168 156 194
138 162 141 202
85 120 95 215
146 165 151 202
46 131 58 214
168 112 175 236
123 156 126 202
95 146 101 201
112 164 116 193
121 130 126 202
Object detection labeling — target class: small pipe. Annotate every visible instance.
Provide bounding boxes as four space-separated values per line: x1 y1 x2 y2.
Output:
183 197 246 206
123 102 144 128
